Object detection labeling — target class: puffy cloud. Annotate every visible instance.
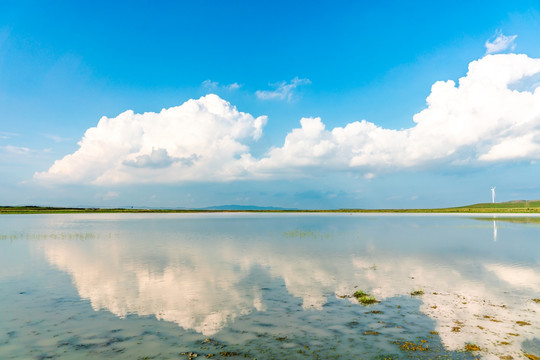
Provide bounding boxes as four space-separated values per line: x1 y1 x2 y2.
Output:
122 148 195 169
255 76 311 101
485 31 517 54
256 54 540 174
35 94 267 185
35 54 540 185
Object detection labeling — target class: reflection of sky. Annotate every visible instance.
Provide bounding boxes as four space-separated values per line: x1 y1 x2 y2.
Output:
36 213 540 358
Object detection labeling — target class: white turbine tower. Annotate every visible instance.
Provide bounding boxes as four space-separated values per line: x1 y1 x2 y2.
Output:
491 186 496 203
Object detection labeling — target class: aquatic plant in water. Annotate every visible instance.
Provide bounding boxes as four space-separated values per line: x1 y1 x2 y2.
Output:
393 340 429 351
410 288 424 296
353 290 378 305
464 343 481 352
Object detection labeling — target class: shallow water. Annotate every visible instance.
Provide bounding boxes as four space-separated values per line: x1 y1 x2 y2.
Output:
0 213 539 359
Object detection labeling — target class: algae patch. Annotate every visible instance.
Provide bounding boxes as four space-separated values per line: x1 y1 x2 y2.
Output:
394 340 429 352
410 289 424 296
464 343 481 352
353 290 379 305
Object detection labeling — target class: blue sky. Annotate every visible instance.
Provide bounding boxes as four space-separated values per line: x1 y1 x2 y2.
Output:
1 0 540 208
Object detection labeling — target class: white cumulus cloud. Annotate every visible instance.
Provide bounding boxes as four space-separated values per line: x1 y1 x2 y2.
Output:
255 54 540 175
485 31 517 54
255 76 311 101
35 54 540 185
34 94 267 184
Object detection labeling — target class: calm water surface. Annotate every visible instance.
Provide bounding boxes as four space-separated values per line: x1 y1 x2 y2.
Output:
0 213 539 359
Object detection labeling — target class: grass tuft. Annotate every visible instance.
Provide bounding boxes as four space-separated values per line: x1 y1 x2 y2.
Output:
394 340 429 352
353 290 379 305
464 343 481 352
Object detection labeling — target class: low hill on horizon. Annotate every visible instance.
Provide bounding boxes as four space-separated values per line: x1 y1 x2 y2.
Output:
199 205 295 211
456 199 540 209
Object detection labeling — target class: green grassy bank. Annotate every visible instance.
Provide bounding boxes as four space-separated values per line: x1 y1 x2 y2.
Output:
2 200 540 214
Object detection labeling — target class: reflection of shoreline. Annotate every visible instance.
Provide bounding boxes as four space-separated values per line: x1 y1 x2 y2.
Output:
38 215 540 359
473 216 540 225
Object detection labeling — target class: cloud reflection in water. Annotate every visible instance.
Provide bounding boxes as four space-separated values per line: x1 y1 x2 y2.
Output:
40 214 540 358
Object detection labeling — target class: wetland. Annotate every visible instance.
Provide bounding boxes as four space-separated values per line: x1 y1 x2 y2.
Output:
0 213 539 359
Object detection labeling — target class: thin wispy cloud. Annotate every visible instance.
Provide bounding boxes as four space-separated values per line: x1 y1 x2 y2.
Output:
201 79 241 92
0 145 33 164
0 131 19 139
1 145 30 155
44 134 72 143
255 77 311 102
103 191 119 200
485 31 517 54
0 145 53 162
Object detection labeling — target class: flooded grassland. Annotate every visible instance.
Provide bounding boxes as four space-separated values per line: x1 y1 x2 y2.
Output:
0 214 539 359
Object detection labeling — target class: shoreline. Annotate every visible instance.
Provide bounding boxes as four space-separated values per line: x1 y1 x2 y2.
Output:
2 206 540 215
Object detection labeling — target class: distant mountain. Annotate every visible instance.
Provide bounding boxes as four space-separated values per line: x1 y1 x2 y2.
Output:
199 205 295 210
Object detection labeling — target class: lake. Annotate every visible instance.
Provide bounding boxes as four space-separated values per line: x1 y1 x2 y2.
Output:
0 213 539 359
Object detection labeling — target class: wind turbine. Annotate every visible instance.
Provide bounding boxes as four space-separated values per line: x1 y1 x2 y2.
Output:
491 186 496 203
